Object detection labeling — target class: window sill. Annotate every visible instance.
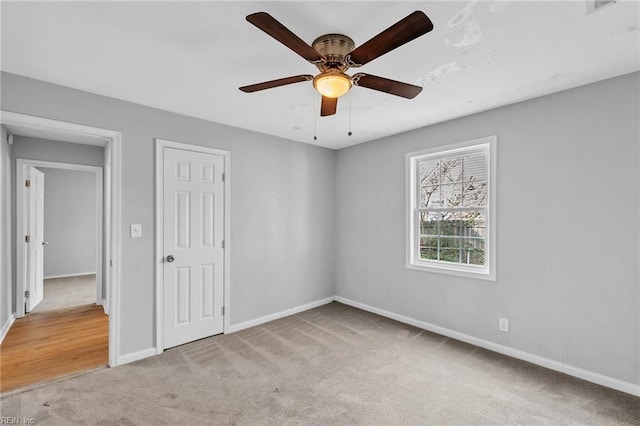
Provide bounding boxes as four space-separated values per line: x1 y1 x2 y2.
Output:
406 261 496 281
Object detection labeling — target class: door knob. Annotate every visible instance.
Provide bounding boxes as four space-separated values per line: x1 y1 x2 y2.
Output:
166 255 175 263
42 241 48 246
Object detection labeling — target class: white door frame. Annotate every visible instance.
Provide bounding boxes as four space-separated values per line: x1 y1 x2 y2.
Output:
1 110 122 367
17 159 104 309
155 138 230 354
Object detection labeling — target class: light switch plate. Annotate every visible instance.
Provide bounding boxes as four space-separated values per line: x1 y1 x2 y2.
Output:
130 224 142 238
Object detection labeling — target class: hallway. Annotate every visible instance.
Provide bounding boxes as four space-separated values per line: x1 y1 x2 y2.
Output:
31 274 97 313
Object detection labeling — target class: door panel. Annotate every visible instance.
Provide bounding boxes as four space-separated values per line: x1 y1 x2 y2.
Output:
201 264 215 318
201 193 214 247
163 148 224 349
27 167 45 312
176 191 190 248
175 266 191 324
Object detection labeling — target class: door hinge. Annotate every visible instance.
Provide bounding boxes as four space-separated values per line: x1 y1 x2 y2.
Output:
221 173 225 182
24 290 30 299
110 259 114 267
221 240 225 249
221 306 225 315
25 180 31 188
25 235 30 243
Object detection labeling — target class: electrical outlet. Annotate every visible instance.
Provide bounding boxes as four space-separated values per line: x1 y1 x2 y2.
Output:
499 318 509 333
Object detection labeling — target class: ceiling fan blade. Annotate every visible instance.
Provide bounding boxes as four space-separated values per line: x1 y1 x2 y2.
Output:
246 12 323 63
352 73 423 99
320 96 337 116
347 11 433 67
239 75 313 93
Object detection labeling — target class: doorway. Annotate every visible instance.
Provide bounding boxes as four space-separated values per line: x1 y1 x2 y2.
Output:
1 110 122 367
17 162 103 314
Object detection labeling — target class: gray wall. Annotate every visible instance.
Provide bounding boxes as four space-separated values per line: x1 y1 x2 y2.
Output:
3 70 637 388
1 72 336 357
335 72 640 385
37 167 97 278
0 125 12 333
10 136 105 167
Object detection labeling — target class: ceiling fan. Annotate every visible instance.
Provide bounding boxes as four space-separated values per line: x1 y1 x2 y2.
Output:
239 11 434 117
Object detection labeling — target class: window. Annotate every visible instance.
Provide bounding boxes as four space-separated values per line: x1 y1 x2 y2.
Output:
406 136 496 280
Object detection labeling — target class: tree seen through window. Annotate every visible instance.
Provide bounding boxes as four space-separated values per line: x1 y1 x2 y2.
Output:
418 152 488 265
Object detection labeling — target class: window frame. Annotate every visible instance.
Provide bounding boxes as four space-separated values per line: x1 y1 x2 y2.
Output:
406 136 497 281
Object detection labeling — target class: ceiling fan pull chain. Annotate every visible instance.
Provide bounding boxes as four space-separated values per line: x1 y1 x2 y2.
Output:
348 91 353 136
313 89 318 141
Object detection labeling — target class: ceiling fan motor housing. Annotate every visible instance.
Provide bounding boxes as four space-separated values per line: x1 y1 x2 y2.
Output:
312 34 355 71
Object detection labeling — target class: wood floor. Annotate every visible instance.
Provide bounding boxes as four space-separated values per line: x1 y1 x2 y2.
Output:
0 304 108 393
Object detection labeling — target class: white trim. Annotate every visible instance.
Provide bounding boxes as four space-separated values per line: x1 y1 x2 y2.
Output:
0 314 16 345
103 142 112 316
154 138 231 355
1 111 122 368
16 161 26 316
95 168 103 305
228 297 335 334
117 347 157 366
43 272 97 280
107 133 122 365
334 296 640 397
16 160 104 311
0 111 111 147
405 135 497 281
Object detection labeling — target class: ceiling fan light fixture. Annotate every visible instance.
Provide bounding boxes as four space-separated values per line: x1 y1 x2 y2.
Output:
313 71 351 98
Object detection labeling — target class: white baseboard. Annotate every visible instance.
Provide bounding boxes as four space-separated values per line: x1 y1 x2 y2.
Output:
101 299 109 315
0 314 16 345
117 347 157 366
44 271 96 280
334 296 640 397
109 295 639 396
228 296 335 333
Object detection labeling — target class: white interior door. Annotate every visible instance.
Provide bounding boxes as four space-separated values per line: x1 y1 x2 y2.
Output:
163 147 225 349
26 167 45 312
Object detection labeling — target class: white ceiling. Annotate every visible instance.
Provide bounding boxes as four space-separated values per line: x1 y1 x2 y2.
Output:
1 1 638 150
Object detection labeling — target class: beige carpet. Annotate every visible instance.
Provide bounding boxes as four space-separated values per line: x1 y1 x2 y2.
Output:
31 274 96 313
1 302 638 425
